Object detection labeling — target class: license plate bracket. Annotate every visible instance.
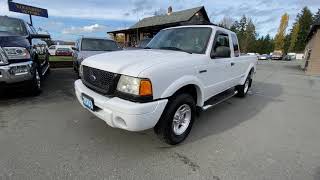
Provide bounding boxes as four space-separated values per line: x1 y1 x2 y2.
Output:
82 94 95 111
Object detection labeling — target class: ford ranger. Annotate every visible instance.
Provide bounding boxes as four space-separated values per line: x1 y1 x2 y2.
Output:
0 16 50 95
74 25 257 145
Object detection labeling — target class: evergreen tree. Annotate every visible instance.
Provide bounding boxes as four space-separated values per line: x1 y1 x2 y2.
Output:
264 34 274 54
288 22 300 52
313 9 320 23
231 15 257 53
230 21 240 33
245 19 257 52
283 34 291 53
253 34 274 54
238 15 247 52
295 7 313 52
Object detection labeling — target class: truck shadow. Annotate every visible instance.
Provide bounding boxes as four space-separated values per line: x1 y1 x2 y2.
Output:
186 81 283 144
0 68 77 105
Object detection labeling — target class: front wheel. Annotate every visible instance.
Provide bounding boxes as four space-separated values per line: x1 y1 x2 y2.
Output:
29 67 42 96
154 94 196 145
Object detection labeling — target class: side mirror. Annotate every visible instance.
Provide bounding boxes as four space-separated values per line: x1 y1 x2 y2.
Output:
30 34 51 39
72 47 78 51
211 46 231 59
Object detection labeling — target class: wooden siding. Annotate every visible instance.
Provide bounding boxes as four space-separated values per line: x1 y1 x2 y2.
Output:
306 29 320 75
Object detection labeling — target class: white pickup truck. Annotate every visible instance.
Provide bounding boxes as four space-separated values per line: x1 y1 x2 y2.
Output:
74 25 257 145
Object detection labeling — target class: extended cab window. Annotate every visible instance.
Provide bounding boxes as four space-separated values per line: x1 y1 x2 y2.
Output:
211 32 231 59
231 34 240 57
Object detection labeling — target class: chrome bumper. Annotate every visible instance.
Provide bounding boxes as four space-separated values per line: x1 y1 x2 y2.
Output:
0 61 34 84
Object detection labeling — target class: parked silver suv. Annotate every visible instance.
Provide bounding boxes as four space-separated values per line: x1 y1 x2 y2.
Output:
73 37 122 74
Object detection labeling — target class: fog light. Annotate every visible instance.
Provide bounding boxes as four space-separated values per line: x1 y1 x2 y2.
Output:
9 65 30 75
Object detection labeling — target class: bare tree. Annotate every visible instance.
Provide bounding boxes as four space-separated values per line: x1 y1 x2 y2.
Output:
219 16 234 29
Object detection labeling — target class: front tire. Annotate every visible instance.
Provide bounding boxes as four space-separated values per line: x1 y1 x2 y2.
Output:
154 94 196 145
29 67 42 96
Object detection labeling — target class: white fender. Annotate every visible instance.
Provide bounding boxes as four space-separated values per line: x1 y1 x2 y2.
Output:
240 63 256 85
161 75 205 106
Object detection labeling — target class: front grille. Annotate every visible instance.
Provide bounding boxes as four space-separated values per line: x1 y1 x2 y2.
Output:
82 66 119 95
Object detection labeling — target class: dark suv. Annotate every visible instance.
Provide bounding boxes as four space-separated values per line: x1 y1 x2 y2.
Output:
0 16 50 95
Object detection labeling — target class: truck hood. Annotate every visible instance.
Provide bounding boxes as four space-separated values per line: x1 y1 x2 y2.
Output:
0 32 29 48
81 49 193 77
79 50 114 60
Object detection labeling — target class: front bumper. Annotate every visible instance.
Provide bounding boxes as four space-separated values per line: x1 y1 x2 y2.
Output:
0 61 34 84
74 80 168 131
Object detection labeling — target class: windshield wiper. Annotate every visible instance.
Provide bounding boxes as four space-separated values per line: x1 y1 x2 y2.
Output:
158 46 192 54
144 46 151 49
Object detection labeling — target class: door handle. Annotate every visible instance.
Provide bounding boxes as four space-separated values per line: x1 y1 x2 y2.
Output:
199 70 207 73
231 62 235 66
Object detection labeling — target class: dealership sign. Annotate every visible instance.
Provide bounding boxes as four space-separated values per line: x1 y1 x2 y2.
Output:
8 1 48 18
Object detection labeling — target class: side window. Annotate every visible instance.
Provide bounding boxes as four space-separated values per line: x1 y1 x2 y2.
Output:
231 34 240 57
25 23 36 34
30 25 37 34
49 45 56 49
211 32 231 59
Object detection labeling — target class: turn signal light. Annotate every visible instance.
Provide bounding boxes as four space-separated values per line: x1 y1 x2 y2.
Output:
139 80 152 96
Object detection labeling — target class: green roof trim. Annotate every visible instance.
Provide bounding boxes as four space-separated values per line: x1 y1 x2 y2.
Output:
131 6 205 29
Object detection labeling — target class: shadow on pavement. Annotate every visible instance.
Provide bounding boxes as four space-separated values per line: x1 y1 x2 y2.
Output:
186 81 283 144
0 69 283 149
0 68 77 105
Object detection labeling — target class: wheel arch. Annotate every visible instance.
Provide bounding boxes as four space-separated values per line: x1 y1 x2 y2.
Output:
240 63 256 85
160 76 205 106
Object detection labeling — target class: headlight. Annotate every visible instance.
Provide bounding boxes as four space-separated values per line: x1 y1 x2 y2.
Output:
79 64 84 77
4 47 31 60
0 47 9 65
117 75 152 97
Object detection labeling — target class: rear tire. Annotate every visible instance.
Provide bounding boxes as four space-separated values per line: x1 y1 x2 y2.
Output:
236 70 253 98
154 93 196 145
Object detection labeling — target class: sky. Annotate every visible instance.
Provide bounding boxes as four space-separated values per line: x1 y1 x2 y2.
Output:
0 0 319 41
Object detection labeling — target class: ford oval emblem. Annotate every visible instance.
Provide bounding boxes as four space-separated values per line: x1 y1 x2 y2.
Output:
90 74 97 81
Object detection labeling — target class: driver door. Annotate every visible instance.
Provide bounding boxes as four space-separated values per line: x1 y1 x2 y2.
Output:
201 31 233 100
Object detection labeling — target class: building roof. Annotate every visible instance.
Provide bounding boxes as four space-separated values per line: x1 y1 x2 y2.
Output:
131 6 206 29
108 6 209 34
307 19 320 41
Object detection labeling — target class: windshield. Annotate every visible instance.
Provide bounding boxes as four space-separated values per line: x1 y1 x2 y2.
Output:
137 39 151 48
81 39 119 51
147 27 212 54
0 17 27 36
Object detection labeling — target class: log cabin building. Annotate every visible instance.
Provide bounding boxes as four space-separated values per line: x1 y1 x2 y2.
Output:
108 6 210 47
303 20 320 75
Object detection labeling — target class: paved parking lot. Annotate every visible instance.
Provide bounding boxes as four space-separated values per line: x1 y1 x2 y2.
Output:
1 60 320 180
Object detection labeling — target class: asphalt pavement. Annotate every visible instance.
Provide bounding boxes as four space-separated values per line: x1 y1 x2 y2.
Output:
1 60 320 180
